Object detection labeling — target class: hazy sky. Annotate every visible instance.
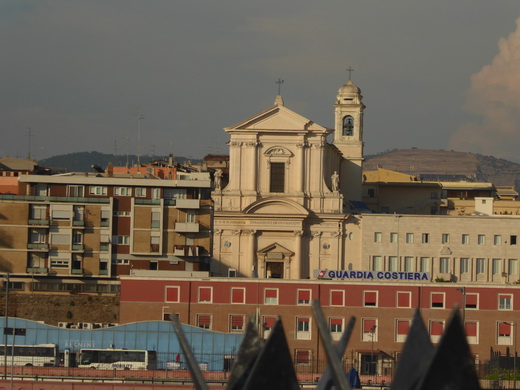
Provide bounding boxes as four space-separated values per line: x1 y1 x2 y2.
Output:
3 1 520 162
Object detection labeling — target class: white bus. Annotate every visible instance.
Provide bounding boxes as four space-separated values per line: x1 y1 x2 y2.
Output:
78 348 157 370
0 344 58 367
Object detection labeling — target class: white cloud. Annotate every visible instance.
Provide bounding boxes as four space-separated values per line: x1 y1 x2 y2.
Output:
449 18 520 161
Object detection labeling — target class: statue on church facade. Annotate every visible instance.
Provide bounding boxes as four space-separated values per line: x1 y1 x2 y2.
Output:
332 171 339 192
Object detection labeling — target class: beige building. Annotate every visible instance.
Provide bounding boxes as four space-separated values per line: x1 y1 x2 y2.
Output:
212 80 366 279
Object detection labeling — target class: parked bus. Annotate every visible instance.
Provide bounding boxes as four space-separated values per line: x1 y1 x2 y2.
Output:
0 344 58 367
78 348 157 370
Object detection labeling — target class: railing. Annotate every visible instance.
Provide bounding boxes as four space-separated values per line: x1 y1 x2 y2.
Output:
175 222 200 233
28 219 50 225
26 267 48 274
0 195 109 203
174 245 200 257
27 243 49 250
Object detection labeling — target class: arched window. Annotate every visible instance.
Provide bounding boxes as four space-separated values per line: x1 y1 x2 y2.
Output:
343 116 354 136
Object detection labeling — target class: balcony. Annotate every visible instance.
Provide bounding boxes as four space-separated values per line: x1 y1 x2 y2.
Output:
27 243 49 250
26 267 48 274
100 244 110 251
71 268 83 275
174 245 201 257
28 219 50 226
100 220 110 227
175 222 200 233
174 199 200 209
72 244 84 251
99 269 109 275
72 220 85 226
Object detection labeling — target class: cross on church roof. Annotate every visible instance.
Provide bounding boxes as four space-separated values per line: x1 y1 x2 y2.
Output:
275 78 284 95
346 66 354 80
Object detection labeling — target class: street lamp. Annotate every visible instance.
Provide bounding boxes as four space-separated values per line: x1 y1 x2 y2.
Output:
370 325 377 376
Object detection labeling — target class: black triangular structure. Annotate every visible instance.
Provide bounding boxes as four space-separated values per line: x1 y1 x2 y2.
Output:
227 318 265 390
241 319 300 390
391 309 434 390
418 307 482 390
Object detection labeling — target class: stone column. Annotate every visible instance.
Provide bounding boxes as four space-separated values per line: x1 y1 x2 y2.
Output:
293 230 304 279
245 230 257 277
296 143 306 195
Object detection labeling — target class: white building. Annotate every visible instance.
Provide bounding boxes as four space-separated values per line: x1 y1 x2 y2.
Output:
212 80 366 279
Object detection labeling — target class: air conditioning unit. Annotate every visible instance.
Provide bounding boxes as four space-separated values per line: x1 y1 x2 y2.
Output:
69 325 78 329
58 322 68 328
107 323 119 327
81 323 93 330
93 323 103 329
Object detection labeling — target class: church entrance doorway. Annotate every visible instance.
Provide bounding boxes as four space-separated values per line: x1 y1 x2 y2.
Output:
266 262 284 278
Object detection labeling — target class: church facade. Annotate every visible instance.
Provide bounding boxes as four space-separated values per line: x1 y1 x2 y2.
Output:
211 80 365 278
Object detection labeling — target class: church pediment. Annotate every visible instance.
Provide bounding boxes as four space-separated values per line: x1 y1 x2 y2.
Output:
243 197 310 216
225 105 328 133
257 242 294 258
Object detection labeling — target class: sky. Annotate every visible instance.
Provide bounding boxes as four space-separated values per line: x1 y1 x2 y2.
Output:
3 1 520 162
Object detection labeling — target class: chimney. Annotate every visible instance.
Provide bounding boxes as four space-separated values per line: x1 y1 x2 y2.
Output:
107 162 113 177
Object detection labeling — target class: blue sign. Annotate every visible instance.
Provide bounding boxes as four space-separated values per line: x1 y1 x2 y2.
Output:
316 270 430 281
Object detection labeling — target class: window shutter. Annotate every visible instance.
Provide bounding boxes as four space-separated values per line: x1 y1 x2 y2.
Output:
331 291 344 306
232 288 245 303
363 319 376 333
364 291 377 305
199 287 211 302
166 287 179 302
431 321 444 336
465 322 477 337
397 292 410 307
298 290 310 301
499 322 511 336
397 320 409 335
330 318 343 326
265 289 277 298
198 315 211 326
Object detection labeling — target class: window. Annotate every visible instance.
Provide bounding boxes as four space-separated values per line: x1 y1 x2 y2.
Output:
476 258 486 274
164 188 186 199
231 287 245 304
329 318 343 337
230 315 245 332
30 205 47 220
441 234 450 244
374 232 382 243
51 206 71 220
465 321 478 344
73 231 83 245
404 257 414 272
396 291 411 308
396 320 410 342
460 258 469 274
264 288 278 305
499 294 512 310
372 256 382 271
50 258 69 268
465 293 478 309
297 289 311 305
30 229 46 244
422 233 429 244
494 235 502 245
330 290 344 306
431 292 445 308
270 162 285 193
498 322 512 345
150 235 160 252
511 235 517 245
296 317 311 340
89 186 107 196
362 319 378 342
135 188 146 197
462 234 470 245
492 259 502 275
151 211 161 227
67 185 84 197
364 291 377 307
406 233 414 243
343 115 354 136
165 286 180 303
262 316 277 339
478 235 486 245
419 257 429 273
198 287 212 303
388 256 398 272
152 188 161 199
197 314 212 330
509 259 518 276
295 349 311 365
114 187 132 196
430 320 444 343
186 211 196 223
114 235 129 245
390 232 398 243
439 257 450 273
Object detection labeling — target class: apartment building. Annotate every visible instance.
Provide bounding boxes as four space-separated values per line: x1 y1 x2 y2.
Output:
119 276 520 375
0 162 212 294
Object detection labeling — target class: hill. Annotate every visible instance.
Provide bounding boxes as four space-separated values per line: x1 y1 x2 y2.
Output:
364 149 520 190
39 152 196 173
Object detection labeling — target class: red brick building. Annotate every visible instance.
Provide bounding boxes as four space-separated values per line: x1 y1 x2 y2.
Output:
120 276 520 375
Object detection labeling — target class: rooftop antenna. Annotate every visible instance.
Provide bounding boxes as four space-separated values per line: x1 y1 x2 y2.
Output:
136 108 144 166
124 137 130 168
26 127 34 160
346 66 354 81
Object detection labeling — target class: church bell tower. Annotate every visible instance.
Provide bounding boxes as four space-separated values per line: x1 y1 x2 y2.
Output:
333 77 365 202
